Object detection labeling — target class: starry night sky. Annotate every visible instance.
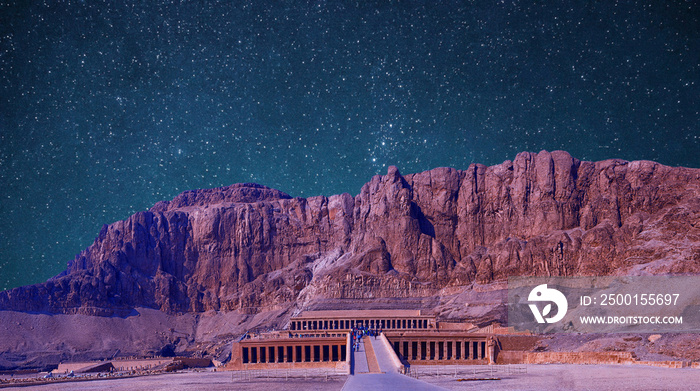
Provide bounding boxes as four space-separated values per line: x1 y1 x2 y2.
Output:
0 1 698 291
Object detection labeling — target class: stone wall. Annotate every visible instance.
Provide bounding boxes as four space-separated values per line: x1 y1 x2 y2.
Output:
636 361 689 368
227 361 348 372
55 358 174 374
496 351 635 365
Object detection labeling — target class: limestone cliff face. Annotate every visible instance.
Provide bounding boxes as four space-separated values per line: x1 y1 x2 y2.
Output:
1 151 699 315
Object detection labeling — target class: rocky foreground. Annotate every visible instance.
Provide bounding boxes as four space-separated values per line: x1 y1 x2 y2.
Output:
1 150 699 369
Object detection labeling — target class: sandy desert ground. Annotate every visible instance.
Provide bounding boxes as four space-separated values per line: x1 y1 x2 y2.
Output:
3 370 347 391
418 364 700 391
5 364 700 391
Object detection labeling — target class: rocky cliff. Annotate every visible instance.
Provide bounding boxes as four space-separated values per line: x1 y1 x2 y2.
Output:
1 150 699 316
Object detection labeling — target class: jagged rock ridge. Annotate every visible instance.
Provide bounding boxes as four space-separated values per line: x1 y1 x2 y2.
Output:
1 150 699 315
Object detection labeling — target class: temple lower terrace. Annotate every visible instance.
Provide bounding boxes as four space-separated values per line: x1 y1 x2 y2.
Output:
228 335 350 371
386 331 493 363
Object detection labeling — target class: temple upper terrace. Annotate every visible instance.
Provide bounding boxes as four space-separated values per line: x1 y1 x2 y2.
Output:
288 309 436 331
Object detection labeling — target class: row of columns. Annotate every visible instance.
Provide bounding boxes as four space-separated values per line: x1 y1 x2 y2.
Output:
290 318 430 331
392 340 487 362
241 344 346 364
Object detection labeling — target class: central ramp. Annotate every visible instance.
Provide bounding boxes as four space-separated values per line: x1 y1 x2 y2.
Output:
343 334 447 391
352 337 370 374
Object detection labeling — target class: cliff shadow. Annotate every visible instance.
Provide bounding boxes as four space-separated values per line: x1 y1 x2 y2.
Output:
410 203 435 237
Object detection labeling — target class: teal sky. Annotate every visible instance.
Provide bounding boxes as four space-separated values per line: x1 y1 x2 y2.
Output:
1 1 698 290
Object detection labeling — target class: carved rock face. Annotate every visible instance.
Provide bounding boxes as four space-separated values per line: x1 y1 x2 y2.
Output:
2 151 699 315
